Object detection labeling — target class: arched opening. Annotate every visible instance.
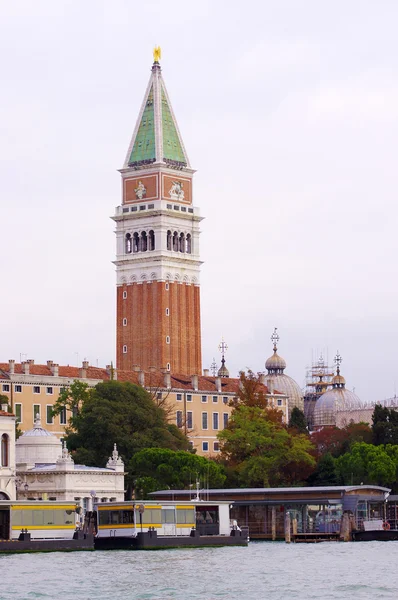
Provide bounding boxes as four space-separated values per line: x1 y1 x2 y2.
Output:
173 232 179 252
149 230 155 251
179 233 185 253
133 233 139 253
1 434 9 467
125 233 132 254
186 234 192 254
140 231 148 252
167 230 172 251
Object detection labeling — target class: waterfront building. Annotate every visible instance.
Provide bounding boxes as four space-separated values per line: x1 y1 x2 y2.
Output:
151 485 390 539
313 352 362 428
264 328 304 414
114 50 202 375
0 360 288 456
0 401 16 502
15 414 125 512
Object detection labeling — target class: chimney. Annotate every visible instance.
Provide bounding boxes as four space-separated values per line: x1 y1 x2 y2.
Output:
203 369 210 376
132 365 140 372
52 363 59 377
191 374 198 391
8 360 15 375
163 373 171 389
47 360 54 369
259 373 266 384
267 378 274 394
215 377 222 393
22 362 29 375
138 371 145 387
148 366 157 373
80 361 89 379
27 359 34 365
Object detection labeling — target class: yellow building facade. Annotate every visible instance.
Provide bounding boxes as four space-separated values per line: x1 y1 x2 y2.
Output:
0 360 289 456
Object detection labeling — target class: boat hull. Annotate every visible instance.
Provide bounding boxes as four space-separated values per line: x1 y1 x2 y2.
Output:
352 529 398 542
95 530 248 550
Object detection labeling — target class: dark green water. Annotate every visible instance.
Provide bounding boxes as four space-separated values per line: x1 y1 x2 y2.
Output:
1 541 398 599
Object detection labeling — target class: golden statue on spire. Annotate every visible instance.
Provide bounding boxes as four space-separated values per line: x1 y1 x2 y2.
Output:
153 46 161 63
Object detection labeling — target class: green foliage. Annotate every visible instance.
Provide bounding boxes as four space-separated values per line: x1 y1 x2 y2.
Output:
218 405 316 487
130 448 226 498
372 405 398 445
307 452 338 486
51 380 92 422
289 407 308 434
63 381 190 491
335 442 396 487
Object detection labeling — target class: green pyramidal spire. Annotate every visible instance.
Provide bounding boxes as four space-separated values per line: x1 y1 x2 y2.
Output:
124 58 190 169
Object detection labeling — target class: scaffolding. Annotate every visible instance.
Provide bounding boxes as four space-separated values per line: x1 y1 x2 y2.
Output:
304 354 334 430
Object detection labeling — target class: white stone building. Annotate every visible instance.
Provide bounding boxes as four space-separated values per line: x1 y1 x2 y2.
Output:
15 415 125 516
0 400 16 501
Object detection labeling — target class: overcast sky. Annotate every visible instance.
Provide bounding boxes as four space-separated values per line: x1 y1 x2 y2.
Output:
1 0 397 403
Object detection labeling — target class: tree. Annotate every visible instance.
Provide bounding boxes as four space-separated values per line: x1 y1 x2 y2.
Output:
335 442 396 487
218 405 316 487
308 452 338 486
63 381 190 491
51 380 92 422
289 407 308 434
372 404 398 445
130 448 226 498
311 423 373 458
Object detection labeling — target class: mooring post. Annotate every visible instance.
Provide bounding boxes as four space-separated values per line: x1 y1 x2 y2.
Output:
292 517 298 538
285 512 291 544
271 507 276 541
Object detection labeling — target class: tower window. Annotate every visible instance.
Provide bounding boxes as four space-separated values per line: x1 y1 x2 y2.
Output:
125 233 132 254
179 232 185 253
166 336 170 344
186 234 192 254
167 363 171 371
166 308 169 316
165 283 169 291
123 291 127 299
133 232 139 253
173 231 178 252
123 318 127 326
167 230 172 251
140 231 148 252
149 230 155 251
123 345 127 354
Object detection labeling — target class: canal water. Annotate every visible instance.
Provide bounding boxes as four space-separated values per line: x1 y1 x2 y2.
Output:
1 541 398 599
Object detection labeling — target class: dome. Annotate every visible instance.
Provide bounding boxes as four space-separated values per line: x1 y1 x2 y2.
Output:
218 357 229 378
265 327 304 412
313 387 362 428
267 373 304 412
16 414 62 465
265 351 287 372
332 374 346 386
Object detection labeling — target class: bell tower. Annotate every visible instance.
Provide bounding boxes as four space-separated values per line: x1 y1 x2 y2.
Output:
113 50 203 375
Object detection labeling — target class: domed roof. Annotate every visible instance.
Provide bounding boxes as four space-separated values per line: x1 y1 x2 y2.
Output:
332 374 346 386
264 328 304 411
21 414 55 438
265 351 286 371
268 373 304 412
218 357 229 378
16 414 62 466
313 387 362 427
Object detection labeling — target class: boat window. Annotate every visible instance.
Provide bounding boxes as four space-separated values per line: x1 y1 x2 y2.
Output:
176 509 195 524
195 507 219 525
162 509 175 524
141 508 162 525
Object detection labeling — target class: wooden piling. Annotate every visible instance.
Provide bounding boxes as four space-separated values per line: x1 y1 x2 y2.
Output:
285 512 291 543
292 517 298 538
271 507 276 541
